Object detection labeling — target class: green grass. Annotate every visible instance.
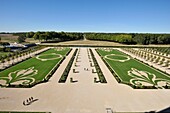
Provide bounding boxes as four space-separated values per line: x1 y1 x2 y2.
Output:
97 49 170 88
107 55 128 60
39 54 60 59
0 48 70 86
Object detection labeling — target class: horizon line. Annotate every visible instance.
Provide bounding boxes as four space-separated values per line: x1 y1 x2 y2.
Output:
0 30 170 34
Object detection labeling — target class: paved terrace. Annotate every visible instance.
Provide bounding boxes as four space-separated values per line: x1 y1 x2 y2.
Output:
0 47 170 113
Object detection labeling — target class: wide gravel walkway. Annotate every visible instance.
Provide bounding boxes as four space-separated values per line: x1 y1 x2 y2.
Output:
0 47 170 113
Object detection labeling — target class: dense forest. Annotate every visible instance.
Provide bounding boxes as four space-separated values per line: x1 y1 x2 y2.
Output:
85 33 170 45
1 32 170 45
13 31 84 43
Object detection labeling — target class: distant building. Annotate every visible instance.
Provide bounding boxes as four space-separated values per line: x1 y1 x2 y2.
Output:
3 42 37 52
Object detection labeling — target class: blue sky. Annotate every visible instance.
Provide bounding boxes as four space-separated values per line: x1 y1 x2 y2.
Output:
0 0 170 33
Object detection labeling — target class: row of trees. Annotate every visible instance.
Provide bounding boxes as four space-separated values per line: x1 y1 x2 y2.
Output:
14 31 84 43
132 33 170 44
8 32 170 44
85 33 170 44
124 48 170 67
0 46 44 69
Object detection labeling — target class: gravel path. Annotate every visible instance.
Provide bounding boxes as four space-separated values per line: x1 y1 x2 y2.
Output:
0 47 170 113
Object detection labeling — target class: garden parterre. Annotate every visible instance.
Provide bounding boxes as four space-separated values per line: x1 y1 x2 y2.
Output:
97 48 170 89
0 47 70 87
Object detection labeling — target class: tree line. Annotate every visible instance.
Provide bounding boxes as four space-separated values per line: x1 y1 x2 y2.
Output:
2 31 170 44
85 33 170 45
13 31 84 43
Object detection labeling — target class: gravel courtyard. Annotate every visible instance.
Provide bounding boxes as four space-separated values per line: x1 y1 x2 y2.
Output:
0 47 170 113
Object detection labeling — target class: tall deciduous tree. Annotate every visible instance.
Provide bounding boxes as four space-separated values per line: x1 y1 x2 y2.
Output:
33 32 40 41
17 35 26 43
26 32 34 38
39 34 48 41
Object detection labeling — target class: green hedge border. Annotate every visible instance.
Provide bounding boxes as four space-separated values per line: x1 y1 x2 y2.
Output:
89 49 107 83
58 49 78 83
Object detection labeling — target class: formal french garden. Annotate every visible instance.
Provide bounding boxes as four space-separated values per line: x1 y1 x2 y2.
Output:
97 48 170 89
0 47 71 87
0 45 169 89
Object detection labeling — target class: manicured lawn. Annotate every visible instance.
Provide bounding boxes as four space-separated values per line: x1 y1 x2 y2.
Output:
0 48 70 86
97 49 170 88
39 54 61 59
107 54 128 60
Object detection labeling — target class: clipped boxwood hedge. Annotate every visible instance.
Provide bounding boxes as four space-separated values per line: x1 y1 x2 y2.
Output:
58 49 78 83
89 49 107 83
